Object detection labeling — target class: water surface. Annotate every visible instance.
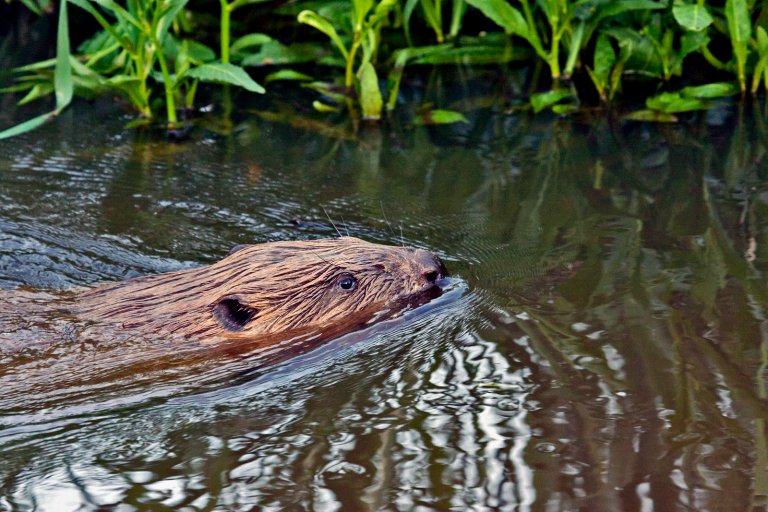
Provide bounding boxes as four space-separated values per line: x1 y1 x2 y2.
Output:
2 99 768 511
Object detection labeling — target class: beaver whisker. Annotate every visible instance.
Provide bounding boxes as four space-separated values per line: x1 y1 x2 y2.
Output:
321 206 342 238
340 214 351 237
380 201 396 237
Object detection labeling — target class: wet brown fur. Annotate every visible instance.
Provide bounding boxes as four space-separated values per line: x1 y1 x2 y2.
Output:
76 237 446 342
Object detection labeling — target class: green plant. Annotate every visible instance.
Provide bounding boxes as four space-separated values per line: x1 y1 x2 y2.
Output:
1 0 264 138
0 0 71 139
218 0 272 63
464 0 665 81
297 0 398 120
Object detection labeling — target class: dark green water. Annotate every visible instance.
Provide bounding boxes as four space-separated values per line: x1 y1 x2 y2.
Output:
2 99 768 511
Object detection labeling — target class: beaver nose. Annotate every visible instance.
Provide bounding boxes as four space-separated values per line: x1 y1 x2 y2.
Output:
414 249 447 285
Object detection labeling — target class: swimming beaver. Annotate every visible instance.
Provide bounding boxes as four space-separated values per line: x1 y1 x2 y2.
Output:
0 237 447 417
75 236 448 343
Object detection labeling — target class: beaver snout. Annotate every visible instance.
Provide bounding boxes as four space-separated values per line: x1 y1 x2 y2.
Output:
413 249 448 287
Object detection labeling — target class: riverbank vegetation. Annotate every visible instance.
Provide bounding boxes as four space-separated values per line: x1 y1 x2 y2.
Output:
1 0 766 138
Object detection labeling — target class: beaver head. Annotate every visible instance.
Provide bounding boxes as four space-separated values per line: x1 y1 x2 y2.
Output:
76 237 447 342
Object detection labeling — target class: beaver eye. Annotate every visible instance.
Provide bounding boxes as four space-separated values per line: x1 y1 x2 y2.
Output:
338 276 357 291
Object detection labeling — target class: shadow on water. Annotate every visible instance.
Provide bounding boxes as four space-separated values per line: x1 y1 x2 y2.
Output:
2 97 768 510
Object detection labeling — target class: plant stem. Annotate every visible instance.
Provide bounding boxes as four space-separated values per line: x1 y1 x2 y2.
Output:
221 0 231 64
346 34 362 87
550 30 561 80
154 42 177 124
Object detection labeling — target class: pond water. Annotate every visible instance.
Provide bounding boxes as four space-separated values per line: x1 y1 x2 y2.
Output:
2 96 768 511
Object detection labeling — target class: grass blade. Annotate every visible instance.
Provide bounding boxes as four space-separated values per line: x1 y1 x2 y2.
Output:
0 113 56 140
725 0 751 92
55 0 73 112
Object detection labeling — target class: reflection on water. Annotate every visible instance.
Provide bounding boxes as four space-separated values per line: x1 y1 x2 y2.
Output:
2 100 768 510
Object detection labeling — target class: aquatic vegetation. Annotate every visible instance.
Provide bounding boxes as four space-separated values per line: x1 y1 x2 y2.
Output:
0 0 264 138
3 0 768 137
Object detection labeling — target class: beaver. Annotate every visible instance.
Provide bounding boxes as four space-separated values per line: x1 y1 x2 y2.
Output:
0 237 447 417
74 236 448 343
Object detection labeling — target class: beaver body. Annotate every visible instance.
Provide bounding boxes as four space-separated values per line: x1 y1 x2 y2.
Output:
0 237 447 415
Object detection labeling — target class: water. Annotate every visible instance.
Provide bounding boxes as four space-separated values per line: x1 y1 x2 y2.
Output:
2 97 768 511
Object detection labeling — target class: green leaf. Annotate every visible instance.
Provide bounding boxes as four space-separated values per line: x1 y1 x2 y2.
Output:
646 91 706 113
752 27 768 93
157 0 189 43
530 89 572 113
386 44 454 110
414 109 469 125
370 0 398 27
14 58 56 72
591 33 615 91
623 109 678 122
725 0 751 91
672 4 713 32
590 0 665 24
403 0 419 45
184 63 265 93
67 0 133 52
0 112 57 140
297 10 349 60
183 40 217 64
464 0 544 57
680 82 739 99
312 100 342 113
605 27 664 78
552 103 579 115
352 0 374 30
55 0 73 112
358 62 383 120
229 0 273 8
564 21 586 78
758 26 768 55
18 83 55 105
412 44 531 65
241 41 337 67
231 33 274 56
265 69 314 83
90 0 142 31
77 29 113 54
302 81 351 103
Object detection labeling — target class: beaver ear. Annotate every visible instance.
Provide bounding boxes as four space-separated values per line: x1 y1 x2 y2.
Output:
227 244 248 256
213 297 259 331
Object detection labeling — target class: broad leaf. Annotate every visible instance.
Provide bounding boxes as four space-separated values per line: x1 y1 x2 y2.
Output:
680 82 739 99
646 91 706 113
592 33 615 90
464 0 544 57
265 69 313 83
624 109 678 122
185 63 265 93
725 0 751 90
157 0 189 43
358 62 383 120
297 10 349 60
530 89 572 113
231 33 274 56
414 109 469 125
672 4 713 32
242 41 337 66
